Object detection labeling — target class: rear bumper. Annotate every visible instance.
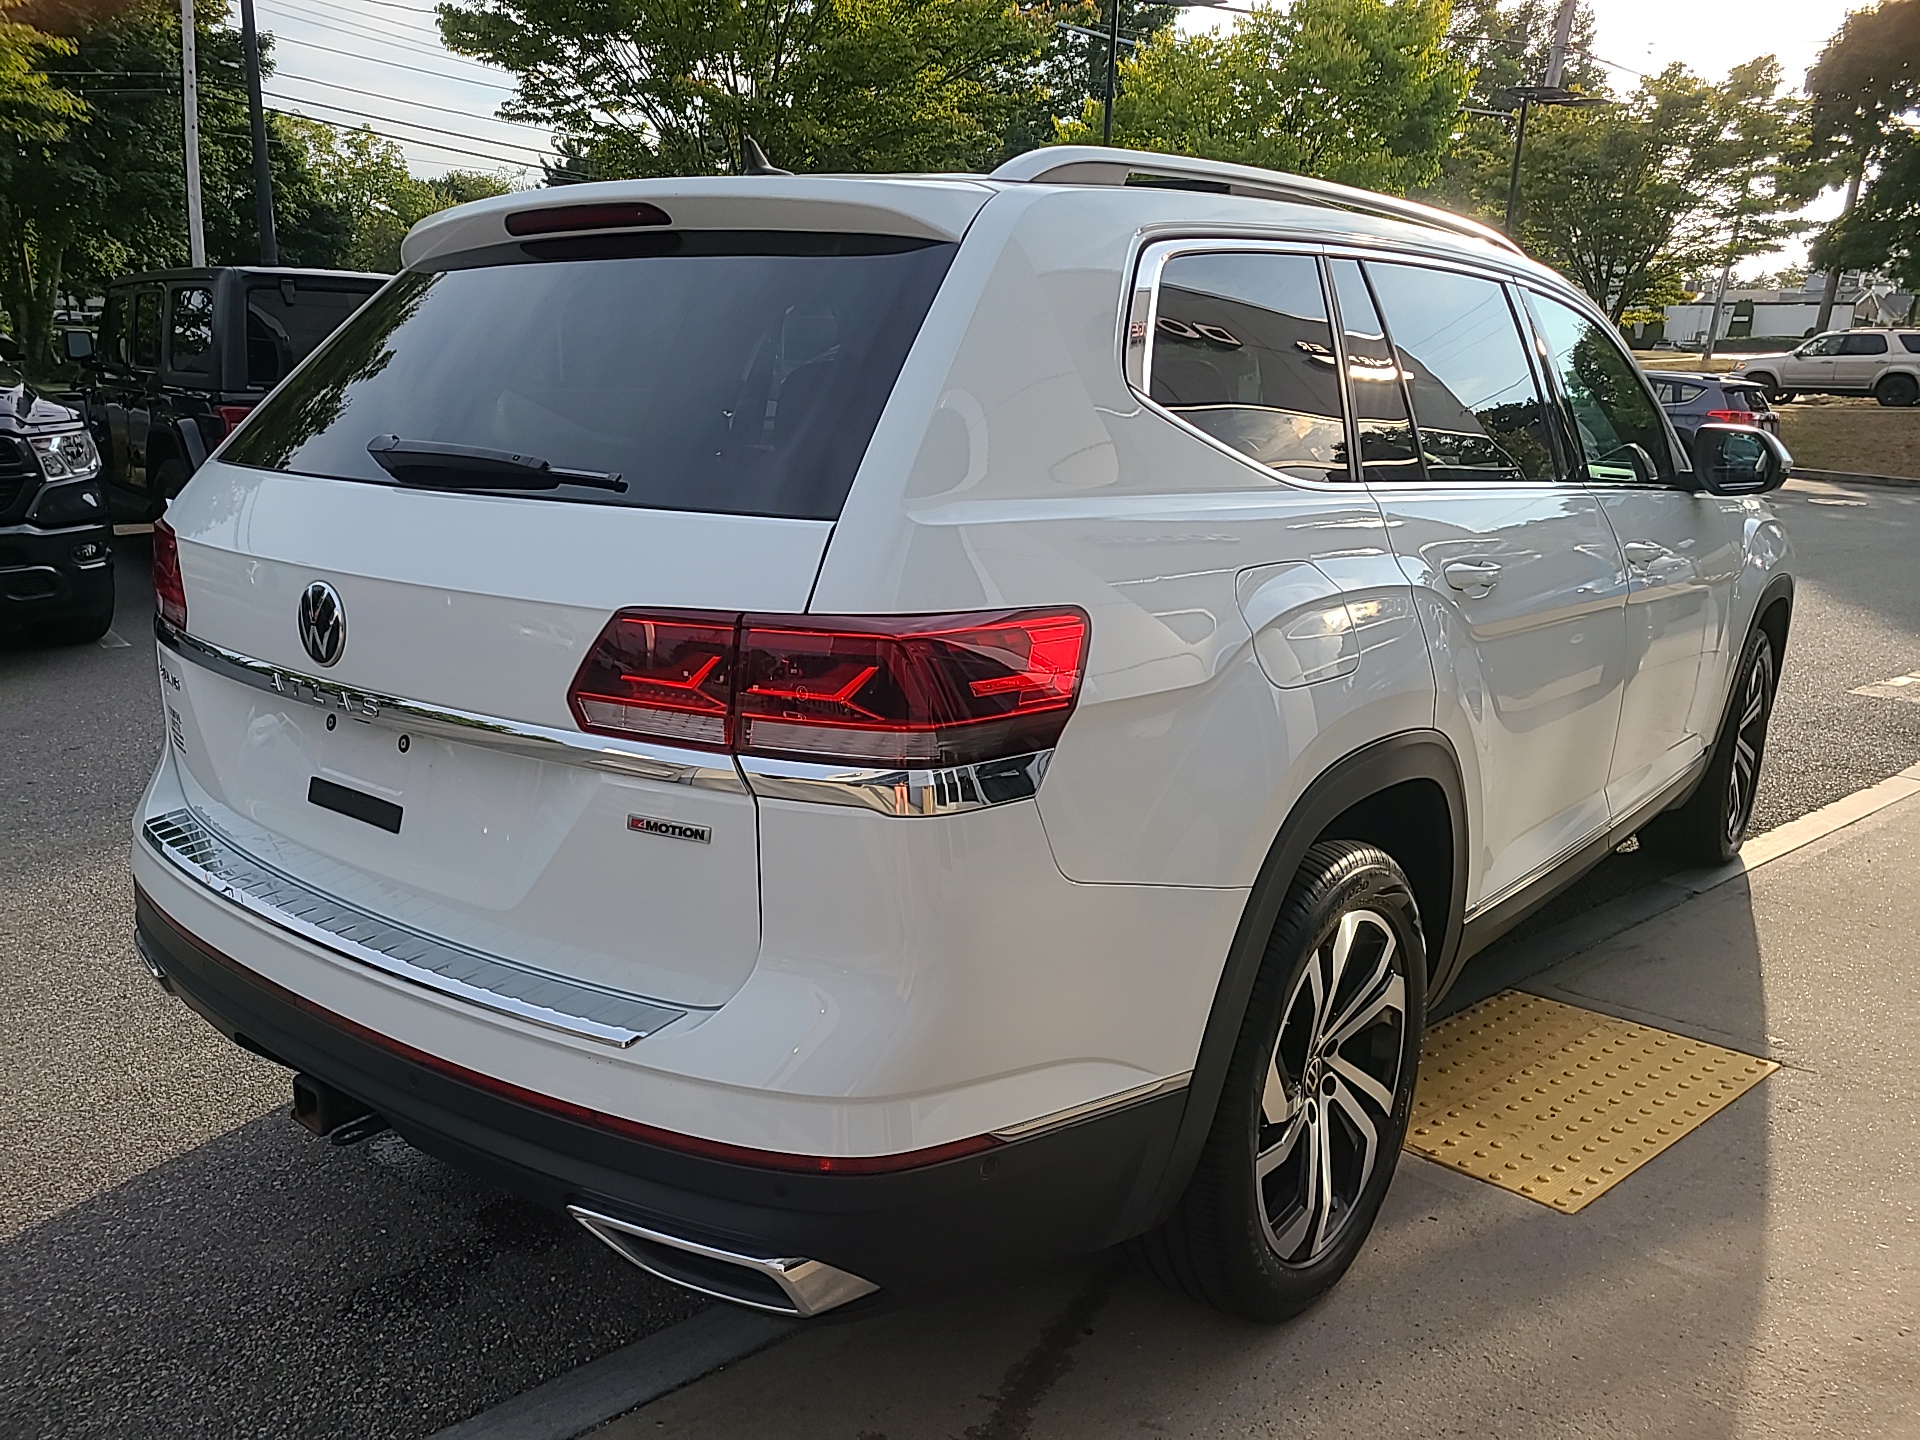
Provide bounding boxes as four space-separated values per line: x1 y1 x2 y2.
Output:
134 886 1188 1302
0 520 112 622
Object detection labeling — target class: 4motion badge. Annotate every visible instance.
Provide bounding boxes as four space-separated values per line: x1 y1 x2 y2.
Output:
298 581 347 668
628 814 711 844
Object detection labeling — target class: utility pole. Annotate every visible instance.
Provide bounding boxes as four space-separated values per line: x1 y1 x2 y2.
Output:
1812 169 1861 334
1101 0 1121 144
240 0 278 266
180 0 205 266
1503 94 1532 236
1543 0 1578 89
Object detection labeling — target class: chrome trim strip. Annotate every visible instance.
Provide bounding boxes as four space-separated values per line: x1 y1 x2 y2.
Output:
988 1071 1193 1142
143 806 687 1047
738 750 1051 817
568 1205 879 1317
156 620 746 792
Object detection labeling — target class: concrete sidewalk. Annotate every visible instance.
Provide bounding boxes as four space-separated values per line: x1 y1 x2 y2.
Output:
601 789 1920 1439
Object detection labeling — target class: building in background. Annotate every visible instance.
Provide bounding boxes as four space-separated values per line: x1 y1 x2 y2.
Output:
1659 272 1916 349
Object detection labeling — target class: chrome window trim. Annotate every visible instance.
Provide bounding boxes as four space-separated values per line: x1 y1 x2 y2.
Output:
143 806 689 1047
156 618 747 792
738 749 1051 817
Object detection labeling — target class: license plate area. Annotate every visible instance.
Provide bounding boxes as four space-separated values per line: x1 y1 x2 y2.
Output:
308 775 403 833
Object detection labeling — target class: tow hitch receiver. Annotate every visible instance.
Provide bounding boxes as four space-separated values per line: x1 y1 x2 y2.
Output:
292 1073 390 1146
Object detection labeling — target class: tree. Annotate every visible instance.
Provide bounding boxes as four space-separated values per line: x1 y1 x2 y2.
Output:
0 0 81 140
1054 0 1470 194
439 0 1054 179
1002 0 1174 156
1804 0 1920 290
1497 60 1806 321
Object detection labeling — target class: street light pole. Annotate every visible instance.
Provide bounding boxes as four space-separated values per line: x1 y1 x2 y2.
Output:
179 0 205 267
240 0 278 266
1101 0 1121 144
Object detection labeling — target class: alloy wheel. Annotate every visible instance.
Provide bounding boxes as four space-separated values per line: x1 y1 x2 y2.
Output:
1255 908 1407 1266
1725 639 1775 847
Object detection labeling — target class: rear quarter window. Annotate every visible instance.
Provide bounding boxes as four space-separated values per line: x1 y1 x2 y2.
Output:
222 234 956 520
1902 335 1920 354
246 283 381 389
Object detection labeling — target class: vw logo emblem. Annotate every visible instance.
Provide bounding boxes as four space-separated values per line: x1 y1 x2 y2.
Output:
298 581 346 668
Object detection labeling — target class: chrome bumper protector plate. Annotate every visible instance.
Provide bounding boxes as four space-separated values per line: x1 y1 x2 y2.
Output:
143 807 687 1047
738 750 1051 817
568 1204 879 1317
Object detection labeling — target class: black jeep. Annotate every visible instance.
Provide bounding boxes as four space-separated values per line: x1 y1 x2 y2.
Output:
65 266 386 520
0 332 114 644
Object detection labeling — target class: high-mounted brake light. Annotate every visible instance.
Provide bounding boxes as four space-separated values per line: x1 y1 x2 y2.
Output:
504 202 672 237
152 518 187 631
568 608 1090 768
1705 409 1757 425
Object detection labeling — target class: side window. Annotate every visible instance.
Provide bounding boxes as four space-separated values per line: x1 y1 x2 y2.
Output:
1146 251 1348 483
1902 335 1920 354
167 287 215 379
1327 259 1421 483
1526 292 1674 485
98 292 128 368
131 290 162 370
1799 334 1844 356
1364 262 1559 483
1839 332 1888 355
1649 381 1675 404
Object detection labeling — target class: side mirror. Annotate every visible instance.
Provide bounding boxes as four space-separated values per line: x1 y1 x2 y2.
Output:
0 332 20 363
62 329 95 364
1691 423 1791 495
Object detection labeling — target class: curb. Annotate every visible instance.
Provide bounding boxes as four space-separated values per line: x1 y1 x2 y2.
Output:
1790 467 1920 490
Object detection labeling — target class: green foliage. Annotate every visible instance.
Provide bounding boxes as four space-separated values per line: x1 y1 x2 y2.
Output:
1054 0 1470 193
1805 0 1920 289
1002 0 1173 154
439 0 1055 179
0 0 82 140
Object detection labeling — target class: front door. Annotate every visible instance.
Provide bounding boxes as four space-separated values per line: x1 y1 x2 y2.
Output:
1524 291 1728 819
1780 333 1841 391
1350 258 1630 911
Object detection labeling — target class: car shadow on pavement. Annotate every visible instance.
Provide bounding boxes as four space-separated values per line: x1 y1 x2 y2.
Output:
0 1111 705 1440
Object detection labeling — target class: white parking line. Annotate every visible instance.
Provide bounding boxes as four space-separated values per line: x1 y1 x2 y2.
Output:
1851 671 1920 704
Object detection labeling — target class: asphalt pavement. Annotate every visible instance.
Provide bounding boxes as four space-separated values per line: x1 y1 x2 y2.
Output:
3 478 1918 1438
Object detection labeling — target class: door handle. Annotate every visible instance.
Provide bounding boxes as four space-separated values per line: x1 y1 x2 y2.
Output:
1621 541 1664 567
1442 560 1502 592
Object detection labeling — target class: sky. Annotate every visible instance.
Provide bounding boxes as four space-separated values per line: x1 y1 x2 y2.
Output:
245 0 1868 276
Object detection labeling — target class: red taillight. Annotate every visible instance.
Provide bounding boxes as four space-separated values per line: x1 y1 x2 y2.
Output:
568 608 1089 766
567 612 738 749
152 518 187 631
215 403 255 435
1705 409 1756 425
504 202 672 236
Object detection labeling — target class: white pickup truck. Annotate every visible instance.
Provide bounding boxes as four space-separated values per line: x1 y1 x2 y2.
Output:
1730 329 1920 406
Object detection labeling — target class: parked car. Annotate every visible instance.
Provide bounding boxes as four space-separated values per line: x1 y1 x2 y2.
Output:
0 332 114 644
130 148 1795 1324
1646 371 1781 448
64 266 386 520
1729 328 1920 406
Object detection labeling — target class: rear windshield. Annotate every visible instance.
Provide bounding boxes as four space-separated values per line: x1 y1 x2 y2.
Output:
246 282 380 389
1724 384 1771 411
222 234 956 520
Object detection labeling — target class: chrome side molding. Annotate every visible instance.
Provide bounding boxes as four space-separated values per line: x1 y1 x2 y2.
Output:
988 1071 1192 1142
738 750 1051 817
143 807 687 1047
568 1205 879 1317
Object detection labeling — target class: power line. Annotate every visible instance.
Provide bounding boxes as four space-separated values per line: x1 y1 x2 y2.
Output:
262 88 551 158
257 0 505 72
214 110 535 168
268 33 515 90
271 70 549 133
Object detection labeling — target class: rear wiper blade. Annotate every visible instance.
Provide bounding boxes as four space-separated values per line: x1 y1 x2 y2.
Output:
366 435 626 492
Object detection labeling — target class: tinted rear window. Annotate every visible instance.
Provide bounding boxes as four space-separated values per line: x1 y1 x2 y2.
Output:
1724 384 1770 410
223 235 956 520
1903 335 1920 354
246 283 381 388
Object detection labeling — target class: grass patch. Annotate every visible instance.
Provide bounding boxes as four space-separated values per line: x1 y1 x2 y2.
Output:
1775 396 1920 478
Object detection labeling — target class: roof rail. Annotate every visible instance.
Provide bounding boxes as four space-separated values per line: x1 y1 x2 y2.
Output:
990 146 1523 257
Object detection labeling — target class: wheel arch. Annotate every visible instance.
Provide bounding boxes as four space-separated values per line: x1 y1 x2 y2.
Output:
1129 731 1466 1233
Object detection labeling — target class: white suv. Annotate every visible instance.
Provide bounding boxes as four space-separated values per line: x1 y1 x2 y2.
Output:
132 147 1795 1322
1731 328 1920 406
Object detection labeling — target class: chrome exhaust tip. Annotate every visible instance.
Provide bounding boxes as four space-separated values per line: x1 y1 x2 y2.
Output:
568 1204 878 1318
133 931 174 993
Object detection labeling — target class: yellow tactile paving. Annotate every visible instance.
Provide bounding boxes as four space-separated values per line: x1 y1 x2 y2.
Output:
1404 991 1778 1212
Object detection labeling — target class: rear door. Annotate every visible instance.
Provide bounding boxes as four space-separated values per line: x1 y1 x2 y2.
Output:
1352 258 1630 908
161 231 957 1013
1833 330 1890 392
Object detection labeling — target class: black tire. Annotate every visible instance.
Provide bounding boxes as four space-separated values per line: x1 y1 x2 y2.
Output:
1875 373 1918 408
1640 623 1778 866
151 458 190 519
1130 841 1425 1321
39 590 115 646
1771 390 1796 404
1745 372 1782 401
